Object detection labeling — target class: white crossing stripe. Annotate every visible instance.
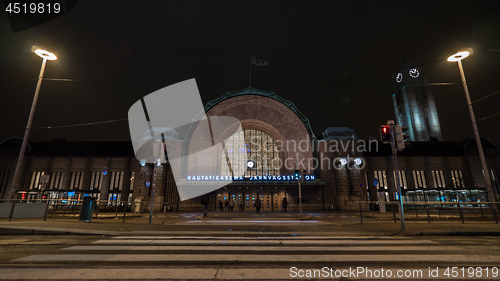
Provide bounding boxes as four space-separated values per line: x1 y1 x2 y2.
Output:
112 236 418 240
12 254 500 263
92 239 436 245
7 236 500 280
62 245 469 251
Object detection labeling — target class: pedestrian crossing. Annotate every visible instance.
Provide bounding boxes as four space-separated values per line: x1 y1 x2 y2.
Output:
4 236 500 280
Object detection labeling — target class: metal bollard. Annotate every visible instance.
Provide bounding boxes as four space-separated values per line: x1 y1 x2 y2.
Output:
43 202 50 221
480 204 483 218
458 204 464 223
115 203 119 218
392 203 396 223
8 200 16 221
95 202 100 219
359 202 363 223
425 202 430 223
492 206 498 224
162 203 167 225
122 202 127 223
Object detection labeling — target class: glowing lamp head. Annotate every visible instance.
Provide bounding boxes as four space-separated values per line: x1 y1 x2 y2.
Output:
339 158 347 166
354 158 362 166
447 51 469 62
35 49 57 60
139 159 147 167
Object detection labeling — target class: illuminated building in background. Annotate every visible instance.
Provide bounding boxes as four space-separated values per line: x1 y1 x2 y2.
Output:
393 60 443 141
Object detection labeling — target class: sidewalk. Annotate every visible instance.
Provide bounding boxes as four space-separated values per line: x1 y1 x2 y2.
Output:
0 211 499 237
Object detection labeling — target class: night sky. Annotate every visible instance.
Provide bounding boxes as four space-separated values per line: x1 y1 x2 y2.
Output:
1 1 500 146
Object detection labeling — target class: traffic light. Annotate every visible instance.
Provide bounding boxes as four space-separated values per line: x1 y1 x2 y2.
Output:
380 125 393 144
294 169 299 178
394 125 410 151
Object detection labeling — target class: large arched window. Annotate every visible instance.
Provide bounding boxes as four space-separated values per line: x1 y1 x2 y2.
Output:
221 129 281 177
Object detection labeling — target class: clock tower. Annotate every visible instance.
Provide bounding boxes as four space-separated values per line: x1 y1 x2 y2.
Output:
393 59 443 141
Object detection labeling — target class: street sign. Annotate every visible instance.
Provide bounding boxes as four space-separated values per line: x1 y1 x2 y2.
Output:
102 166 108 176
359 182 364 188
373 178 379 186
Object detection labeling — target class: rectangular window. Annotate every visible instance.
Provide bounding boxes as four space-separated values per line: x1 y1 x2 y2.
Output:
69 171 84 190
29 171 44 189
90 171 103 191
109 171 124 191
432 170 446 188
374 171 388 189
49 171 63 189
413 170 427 189
393 170 408 189
451 170 464 188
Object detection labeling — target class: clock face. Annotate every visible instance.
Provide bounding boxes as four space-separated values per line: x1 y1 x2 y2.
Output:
409 68 419 78
396 73 403 83
247 160 255 168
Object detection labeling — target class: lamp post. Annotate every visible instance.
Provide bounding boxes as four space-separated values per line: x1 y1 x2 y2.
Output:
149 139 161 224
447 51 496 204
8 49 57 199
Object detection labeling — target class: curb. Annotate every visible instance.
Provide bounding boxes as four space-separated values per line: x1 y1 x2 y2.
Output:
406 231 500 236
197 216 311 221
0 227 120 236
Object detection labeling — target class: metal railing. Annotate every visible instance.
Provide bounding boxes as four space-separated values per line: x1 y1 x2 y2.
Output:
357 201 499 224
0 199 172 223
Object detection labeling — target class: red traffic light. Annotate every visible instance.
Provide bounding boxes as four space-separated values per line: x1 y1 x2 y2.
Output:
380 125 393 143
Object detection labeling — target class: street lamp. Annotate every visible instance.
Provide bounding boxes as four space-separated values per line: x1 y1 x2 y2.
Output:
7 49 57 199
447 50 496 204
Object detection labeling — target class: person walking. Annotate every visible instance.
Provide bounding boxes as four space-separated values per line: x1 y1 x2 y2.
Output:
238 198 244 211
229 198 235 212
218 200 223 212
201 194 209 218
282 196 288 213
255 197 262 213
224 199 229 211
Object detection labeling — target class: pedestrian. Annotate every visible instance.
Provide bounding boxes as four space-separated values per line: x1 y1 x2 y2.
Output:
224 199 229 211
282 196 288 212
229 197 235 212
201 194 209 218
238 198 244 211
218 200 223 211
255 197 261 213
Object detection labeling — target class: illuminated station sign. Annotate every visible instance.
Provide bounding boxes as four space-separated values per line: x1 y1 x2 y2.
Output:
186 175 316 181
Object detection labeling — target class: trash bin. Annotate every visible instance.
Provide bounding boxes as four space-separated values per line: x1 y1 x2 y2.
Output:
79 196 96 222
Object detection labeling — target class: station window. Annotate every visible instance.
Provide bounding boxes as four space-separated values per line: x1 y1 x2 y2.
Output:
69 171 84 190
28 171 44 189
413 170 427 189
450 170 464 188
221 129 281 177
374 171 388 189
89 171 103 191
393 170 407 189
49 171 64 189
432 170 446 188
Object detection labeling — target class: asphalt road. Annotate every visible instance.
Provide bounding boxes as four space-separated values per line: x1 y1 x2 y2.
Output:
1 234 500 280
